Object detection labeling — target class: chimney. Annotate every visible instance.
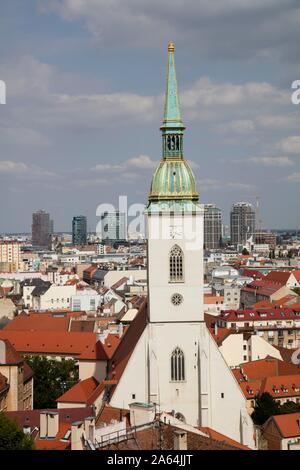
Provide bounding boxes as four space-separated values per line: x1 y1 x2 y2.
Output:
118 322 124 337
0 340 6 364
40 412 59 439
173 430 187 450
84 417 95 442
71 421 85 451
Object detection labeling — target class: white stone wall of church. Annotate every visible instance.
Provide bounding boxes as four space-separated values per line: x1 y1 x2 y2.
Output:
147 212 204 323
207 330 255 447
109 328 149 408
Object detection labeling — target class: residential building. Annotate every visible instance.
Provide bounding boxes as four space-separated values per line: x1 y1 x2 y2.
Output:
230 202 255 246
0 240 21 271
72 216 87 246
203 204 222 249
71 288 101 312
32 210 52 249
32 284 77 311
263 413 300 450
0 339 33 411
255 231 277 250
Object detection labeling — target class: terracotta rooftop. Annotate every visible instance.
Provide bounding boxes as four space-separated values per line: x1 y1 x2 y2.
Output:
69 320 96 333
240 357 300 381
6 406 94 430
0 330 108 361
4 313 70 332
265 271 298 285
268 413 300 438
0 338 23 365
57 377 99 404
219 307 300 323
100 422 248 451
96 404 130 427
199 426 250 450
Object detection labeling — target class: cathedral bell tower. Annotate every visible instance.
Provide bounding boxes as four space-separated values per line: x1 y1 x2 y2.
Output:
146 41 204 324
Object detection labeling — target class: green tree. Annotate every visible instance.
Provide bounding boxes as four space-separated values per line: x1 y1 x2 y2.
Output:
251 392 281 425
280 401 300 414
25 356 79 408
0 413 35 450
242 248 249 256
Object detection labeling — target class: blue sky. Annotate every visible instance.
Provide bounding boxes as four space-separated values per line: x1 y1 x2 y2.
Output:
0 0 300 232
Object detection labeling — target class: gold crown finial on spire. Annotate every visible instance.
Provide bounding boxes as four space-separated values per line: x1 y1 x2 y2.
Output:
168 41 175 52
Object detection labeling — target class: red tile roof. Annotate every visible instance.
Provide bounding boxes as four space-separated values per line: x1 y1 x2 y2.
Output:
0 339 23 365
106 298 147 393
4 313 70 332
262 374 300 398
265 271 294 285
270 413 300 438
57 377 99 404
96 404 130 426
240 357 300 381
102 334 121 359
0 331 108 361
219 307 300 323
199 427 250 450
6 407 94 429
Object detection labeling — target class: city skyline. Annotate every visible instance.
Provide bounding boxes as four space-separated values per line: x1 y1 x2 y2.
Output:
1 1 300 232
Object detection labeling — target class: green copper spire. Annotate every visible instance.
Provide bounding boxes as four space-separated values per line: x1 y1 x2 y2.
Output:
162 41 184 130
148 42 199 206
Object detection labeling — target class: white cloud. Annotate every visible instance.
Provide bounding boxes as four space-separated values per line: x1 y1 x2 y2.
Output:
127 155 157 169
278 136 300 154
41 0 296 62
248 156 294 167
0 160 57 178
0 161 28 174
92 155 157 173
199 178 255 191
285 172 300 182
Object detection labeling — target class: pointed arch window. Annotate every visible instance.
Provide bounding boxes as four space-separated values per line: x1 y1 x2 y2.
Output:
171 347 185 381
169 245 184 282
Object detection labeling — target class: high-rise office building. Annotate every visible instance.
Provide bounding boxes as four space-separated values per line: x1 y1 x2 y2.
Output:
203 204 222 249
72 216 87 245
230 202 255 246
101 211 126 242
32 210 52 249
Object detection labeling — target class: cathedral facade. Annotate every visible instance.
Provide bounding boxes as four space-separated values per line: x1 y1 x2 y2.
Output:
108 42 255 448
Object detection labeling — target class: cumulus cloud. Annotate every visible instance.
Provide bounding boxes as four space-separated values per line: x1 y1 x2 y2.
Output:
41 0 300 62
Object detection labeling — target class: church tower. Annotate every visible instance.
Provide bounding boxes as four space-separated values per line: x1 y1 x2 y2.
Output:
147 41 204 324
109 43 255 447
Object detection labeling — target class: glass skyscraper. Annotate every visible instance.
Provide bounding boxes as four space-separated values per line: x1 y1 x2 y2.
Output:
72 216 87 245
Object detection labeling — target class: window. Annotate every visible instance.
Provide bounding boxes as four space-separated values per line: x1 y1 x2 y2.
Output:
171 347 185 381
169 245 184 283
